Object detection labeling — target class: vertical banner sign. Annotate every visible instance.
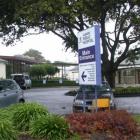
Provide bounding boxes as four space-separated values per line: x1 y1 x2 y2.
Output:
78 26 101 85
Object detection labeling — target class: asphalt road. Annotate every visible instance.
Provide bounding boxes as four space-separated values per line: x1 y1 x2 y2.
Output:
24 87 140 115
24 87 76 115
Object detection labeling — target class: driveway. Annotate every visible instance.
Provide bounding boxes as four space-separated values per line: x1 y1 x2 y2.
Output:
115 97 140 114
24 87 76 115
24 87 140 115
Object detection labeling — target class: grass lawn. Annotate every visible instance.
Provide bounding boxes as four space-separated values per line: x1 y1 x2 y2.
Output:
133 114 140 124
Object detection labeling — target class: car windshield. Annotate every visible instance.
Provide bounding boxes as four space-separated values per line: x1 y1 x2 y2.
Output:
0 80 17 91
76 84 111 99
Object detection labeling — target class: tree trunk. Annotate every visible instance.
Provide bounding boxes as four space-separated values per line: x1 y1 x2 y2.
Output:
104 70 116 88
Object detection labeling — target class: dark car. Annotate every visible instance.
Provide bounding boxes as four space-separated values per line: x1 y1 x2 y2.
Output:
73 82 115 112
0 79 25 107
11 74 32 89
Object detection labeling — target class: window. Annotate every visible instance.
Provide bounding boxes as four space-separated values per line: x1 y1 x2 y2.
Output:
123 69 135 76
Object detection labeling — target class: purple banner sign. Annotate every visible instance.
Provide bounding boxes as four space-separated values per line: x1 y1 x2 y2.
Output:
78 46 95 64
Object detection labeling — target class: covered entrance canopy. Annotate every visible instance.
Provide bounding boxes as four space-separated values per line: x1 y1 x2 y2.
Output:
52 61 78 81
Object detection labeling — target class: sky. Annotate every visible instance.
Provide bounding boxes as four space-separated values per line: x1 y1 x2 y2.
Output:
0 32 78 63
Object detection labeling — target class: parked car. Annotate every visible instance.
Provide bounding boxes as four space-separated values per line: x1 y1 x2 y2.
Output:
73 82 116 112
11 74 32 89
0 79 25 107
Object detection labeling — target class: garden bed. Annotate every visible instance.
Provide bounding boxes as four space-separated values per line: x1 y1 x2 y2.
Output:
1 103 140 140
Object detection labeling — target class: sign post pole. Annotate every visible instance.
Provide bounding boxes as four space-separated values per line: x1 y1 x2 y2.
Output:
95 86 98 112
83 85 86 112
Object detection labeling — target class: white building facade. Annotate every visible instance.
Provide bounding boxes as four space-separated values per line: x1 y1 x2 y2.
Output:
0 59 7 79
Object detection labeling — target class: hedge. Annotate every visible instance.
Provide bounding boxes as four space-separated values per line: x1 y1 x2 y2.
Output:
31 80 78 87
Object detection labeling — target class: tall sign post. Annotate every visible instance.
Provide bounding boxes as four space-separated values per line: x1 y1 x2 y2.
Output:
78 26 101 112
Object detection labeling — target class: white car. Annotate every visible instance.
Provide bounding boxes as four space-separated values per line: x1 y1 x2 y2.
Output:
11 74 32 89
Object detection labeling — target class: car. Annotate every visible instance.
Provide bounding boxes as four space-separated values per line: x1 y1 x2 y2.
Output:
73 82 116 112
0 79 25 107
11 74 32 89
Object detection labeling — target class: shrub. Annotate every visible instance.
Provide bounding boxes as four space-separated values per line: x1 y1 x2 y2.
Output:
12 103 48 131
32 80 78 87
66 110 138 140
114 87 140 96
30 114 69 140
0 104 23 122
0 120 17 140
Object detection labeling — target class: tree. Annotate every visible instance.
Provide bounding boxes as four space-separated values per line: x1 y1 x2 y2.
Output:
44 64 59 78
0 0 25 45
23 49 46 63
1 0 140 87
29 64 46 79
29 64 59 79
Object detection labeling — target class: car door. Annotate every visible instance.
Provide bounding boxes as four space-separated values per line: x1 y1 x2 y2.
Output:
4 89 19 106
0 80 20 107
6 80 20 105
0 90 10 107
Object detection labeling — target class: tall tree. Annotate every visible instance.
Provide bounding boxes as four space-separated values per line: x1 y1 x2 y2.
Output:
23 49 46 63
1 0 140 87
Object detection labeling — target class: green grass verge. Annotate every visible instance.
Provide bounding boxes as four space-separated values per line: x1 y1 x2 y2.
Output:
133 115 140 124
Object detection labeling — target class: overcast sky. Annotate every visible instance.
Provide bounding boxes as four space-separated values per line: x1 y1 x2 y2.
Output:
0 32 78 63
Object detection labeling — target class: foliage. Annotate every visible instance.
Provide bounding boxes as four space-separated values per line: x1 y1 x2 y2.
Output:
0 103 24 121
12 103 48 131
44 64 59 77
23 49 46 63
15 0 140 87
1 1 140 87
0 120 17 140
30 114 69 140
66 110 138 140
114 86 140 96
133 115 140 124
29 64 46 79
29 64 59 79
32 80 78 87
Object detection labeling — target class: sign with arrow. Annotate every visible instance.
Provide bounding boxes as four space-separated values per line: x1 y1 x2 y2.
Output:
81 71 87 81
78 26 101 85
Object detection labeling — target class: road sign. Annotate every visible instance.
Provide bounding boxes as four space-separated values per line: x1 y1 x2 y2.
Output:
78 26 101 85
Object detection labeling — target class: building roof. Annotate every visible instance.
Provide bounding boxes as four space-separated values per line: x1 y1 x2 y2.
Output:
0 58 7 64
53 61 78 67
0 55 37 64
118 59 140 69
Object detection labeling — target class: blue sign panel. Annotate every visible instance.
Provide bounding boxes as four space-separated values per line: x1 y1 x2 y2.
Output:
78 46 95 63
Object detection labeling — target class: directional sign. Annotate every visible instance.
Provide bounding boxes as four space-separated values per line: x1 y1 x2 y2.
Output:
81 71 87 81
78 26 101 85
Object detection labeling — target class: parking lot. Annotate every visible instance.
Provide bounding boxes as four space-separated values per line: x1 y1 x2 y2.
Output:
24 87 140 115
